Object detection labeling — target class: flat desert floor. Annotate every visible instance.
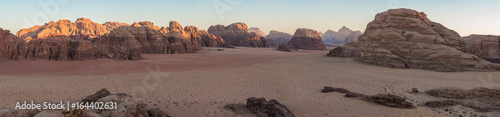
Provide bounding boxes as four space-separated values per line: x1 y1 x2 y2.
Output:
1 47 499 117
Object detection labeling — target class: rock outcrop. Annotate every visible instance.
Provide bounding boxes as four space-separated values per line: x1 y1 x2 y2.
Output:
0 28 26 61
322 86 415 109
3 19 234 62
265 30 293 46
208 22 270 47
287 28 326 50
1 28 106 61
246 97 295 117
424 87 500 112
322 26 363 45
327 8 500 72
249 27 266 37
17 18 129 41
463 35 500 63
277 44 297 52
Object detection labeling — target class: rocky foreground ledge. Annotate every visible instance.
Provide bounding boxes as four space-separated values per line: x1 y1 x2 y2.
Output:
0 88 169 117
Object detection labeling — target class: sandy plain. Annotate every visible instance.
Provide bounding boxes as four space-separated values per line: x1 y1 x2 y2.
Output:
1 47 499 117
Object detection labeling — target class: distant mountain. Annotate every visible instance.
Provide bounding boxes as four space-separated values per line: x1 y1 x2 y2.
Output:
322 26 362 45
265 30 293 46
249 27 266 37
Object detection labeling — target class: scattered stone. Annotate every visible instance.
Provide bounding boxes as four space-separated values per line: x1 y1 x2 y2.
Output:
82 88 111 102
345 92 365 98
246 97 295 117
321 86 350 93
224 104 254 115
366 94 415 109
424 87 500 112
411 88 420 93
463 35 500 63
208 22 271 47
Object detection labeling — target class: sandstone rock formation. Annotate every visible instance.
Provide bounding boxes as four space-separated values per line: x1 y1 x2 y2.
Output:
424 87 500 112
327 8 500 72
287 28 326 50
322 26 362 45
208 22 271 47
322 86 415 109
17 18 129 41
463 35 500 63
246 97 295 117
249 27 266 37
94 22 202 55
277 44 297 52
265 30 293 46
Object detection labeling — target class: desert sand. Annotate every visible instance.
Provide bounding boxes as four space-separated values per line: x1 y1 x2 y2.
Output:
1 47 499 117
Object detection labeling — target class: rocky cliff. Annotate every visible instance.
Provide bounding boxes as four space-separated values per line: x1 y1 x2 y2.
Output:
327 8 500 72
265 30 293 46
286 28 326 50
17 18 129 41
1 28 107 61
208 22 270 47
463 35 500 63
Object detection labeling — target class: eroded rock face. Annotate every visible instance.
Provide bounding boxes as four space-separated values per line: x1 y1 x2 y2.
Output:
327 8 500 72
277 44 297 52
246 97 295 117
265 30 293 46
463 35 500 63
288 28 326 50
208 22 270 47
17 18 129 41
322 86 415 109
424 87 500 112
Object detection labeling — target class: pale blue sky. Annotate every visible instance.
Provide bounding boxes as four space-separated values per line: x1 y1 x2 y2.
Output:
1 0 499 36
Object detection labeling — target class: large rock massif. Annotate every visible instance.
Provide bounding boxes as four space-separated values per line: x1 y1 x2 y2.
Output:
327 8 500 72
463 35 500 63
1 28 103 61
265 30 293 46
286 28 326 50
322 26 362 45
94 21 202 55
1 19 233 61
17 18 129 41
208 22 271 47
